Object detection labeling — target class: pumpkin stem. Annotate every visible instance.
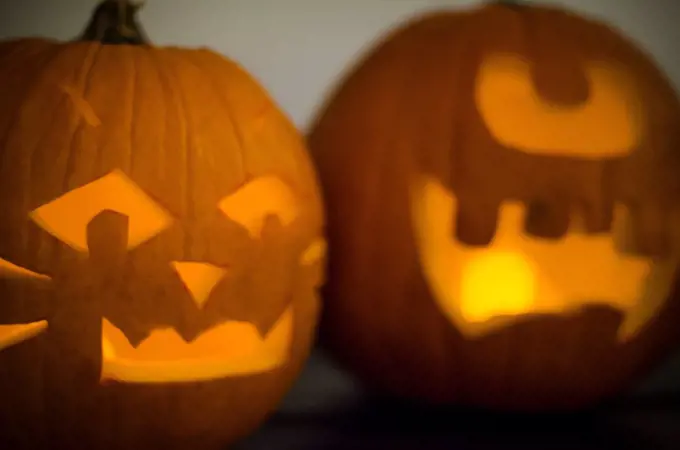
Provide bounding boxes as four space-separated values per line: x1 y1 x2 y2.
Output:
77 0 150 45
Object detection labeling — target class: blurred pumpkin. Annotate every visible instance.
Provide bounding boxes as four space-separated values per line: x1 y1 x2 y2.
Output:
0 1 325 448
308 1 680 410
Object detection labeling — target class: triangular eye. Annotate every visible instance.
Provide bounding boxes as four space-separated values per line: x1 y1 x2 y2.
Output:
30 169 173 252
218 176 298 239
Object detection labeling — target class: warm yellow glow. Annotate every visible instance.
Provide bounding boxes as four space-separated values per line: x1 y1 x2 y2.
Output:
218 176 299 239
0 258 51 350
30 169 173 252
475 53 642 157
0 257 51 281
100 305 293 383
171 261 227 308
0 321 48 351
409 175 677 340
461 252 536 322
300 237 327 265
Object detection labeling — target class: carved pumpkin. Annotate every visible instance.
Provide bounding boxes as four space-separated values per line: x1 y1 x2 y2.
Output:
0 1 325 448
308 2 680 410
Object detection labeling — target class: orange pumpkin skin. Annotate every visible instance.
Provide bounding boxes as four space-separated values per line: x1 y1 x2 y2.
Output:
308 3 680 411
0 8 325 449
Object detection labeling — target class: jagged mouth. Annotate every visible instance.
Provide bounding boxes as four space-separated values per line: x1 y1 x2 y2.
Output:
409 174 679 341
99 304 294 383
0 305 293 384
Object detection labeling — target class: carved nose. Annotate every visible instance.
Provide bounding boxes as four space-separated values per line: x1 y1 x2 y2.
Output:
171 261 227 308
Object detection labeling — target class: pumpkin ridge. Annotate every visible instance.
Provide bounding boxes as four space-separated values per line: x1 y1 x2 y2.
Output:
192 51 249 174
61 43 105 197
183 51 251 183
0 45 74 272
126 46 140 176
136 46 187 219
0 40 51 78
447 11 521 399
25 50 96 280
94 44 137 185
0 44 65 157
161 50 195 256
360 15 451 397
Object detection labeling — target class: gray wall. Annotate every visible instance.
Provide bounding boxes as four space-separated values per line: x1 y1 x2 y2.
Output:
2 0 680 410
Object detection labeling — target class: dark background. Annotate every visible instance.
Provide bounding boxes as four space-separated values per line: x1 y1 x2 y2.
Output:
236 349 680 449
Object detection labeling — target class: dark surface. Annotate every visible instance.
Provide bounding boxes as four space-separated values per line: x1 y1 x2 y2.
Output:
235 349 680 450
78 0 148 45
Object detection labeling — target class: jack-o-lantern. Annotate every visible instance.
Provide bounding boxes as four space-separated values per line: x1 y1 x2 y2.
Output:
0 1 325 448
308 1 680 411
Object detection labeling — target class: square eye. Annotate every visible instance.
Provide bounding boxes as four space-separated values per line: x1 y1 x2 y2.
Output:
218 176 298 239
30 169 173 252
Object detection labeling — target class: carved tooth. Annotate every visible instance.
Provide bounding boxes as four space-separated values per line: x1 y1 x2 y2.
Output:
612 202 635 254
524 200 570 239
127 330 150 348
629 204 669 257
86 210 129 270
580 198 614 234
454 197 499 246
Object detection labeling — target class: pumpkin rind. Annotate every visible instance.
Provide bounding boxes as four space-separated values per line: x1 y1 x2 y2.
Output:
309 3 680 411
0 33 325 450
